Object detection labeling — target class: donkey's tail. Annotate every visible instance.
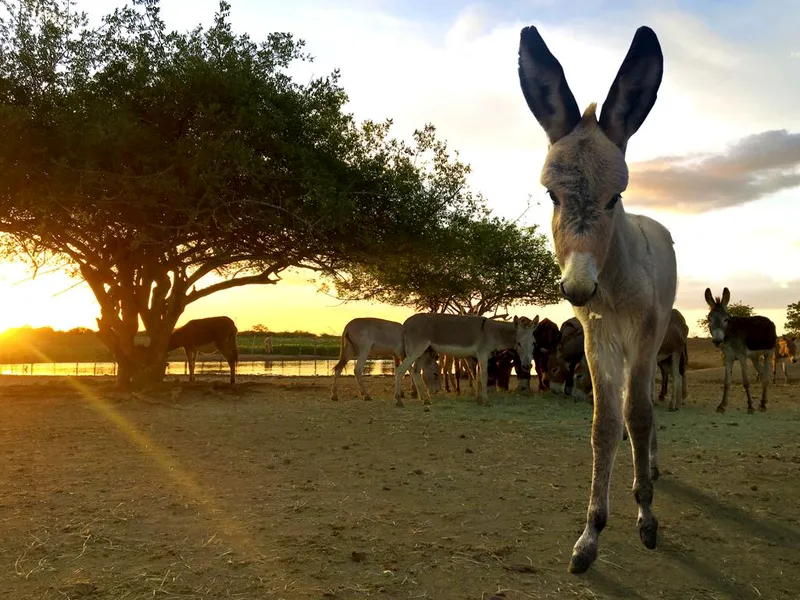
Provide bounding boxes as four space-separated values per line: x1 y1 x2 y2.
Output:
331 331 353 373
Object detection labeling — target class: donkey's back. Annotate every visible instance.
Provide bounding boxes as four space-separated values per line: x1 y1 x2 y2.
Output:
729 316 777 352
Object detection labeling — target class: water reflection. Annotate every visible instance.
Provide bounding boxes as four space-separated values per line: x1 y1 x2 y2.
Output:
0 358 397 378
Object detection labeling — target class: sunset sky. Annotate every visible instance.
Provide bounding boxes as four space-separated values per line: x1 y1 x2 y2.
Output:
1 0 798 337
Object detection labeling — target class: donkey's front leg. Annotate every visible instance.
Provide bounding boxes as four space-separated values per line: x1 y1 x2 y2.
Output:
476 354 490 406
740 357 755 414
716 355 734 413
569 343 625 574
759 351 772 411
626 357 660 552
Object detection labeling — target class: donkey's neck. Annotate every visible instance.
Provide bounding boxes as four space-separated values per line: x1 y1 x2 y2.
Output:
489 320 518 349
595 210 642 308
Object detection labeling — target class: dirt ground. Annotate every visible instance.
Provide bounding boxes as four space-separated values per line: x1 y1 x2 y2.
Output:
2 339 800 599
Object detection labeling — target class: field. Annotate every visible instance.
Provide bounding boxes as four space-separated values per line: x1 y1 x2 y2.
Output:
2 338 800 599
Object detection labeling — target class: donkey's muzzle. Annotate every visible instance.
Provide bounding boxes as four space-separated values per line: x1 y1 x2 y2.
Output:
560 281 598 307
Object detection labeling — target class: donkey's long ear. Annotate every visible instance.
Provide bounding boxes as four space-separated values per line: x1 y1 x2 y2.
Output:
598 26 663 152
518 26 581 145
704 288 715 308
721 287 731 307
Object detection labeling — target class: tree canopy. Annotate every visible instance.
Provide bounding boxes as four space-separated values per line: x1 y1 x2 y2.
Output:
0 0 484 384
328 214 561 316
785 301 800 337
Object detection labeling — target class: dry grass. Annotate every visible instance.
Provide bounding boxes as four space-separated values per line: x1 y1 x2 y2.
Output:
1 337 799 599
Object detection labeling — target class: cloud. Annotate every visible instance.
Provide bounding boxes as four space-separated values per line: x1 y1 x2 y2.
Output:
627 129 800 213
677 273 800 312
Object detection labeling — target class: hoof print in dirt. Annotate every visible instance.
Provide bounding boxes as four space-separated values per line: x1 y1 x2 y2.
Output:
350 550 368 563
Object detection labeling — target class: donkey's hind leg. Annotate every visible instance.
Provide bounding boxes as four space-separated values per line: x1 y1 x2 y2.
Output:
354 351 373 401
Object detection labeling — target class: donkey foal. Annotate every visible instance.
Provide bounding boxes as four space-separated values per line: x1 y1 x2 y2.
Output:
519 24 676 574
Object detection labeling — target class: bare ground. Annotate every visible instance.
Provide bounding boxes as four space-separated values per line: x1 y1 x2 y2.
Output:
1 339 800 599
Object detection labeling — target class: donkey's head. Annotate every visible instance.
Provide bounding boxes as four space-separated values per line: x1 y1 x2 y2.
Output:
518 26 663 306
704 287 731 347
513 315 540 373
778 336 798 364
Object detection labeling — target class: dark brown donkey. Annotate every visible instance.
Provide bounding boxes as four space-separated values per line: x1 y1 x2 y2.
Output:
533 318 560 391
169 316 239 384
705 288 776 413
656 308 689 411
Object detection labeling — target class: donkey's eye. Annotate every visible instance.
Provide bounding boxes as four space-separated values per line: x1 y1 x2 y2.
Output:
547 190 560 206
605 194 621 210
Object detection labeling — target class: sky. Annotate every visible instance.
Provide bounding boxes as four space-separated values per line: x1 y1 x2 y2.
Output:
0 0 798 337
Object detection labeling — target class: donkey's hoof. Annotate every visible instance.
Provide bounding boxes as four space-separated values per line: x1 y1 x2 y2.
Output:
638 516 659 550
330 395 338 402
568 547 597 574
759 404 767 412
715 405 726 414
423 399 432 406
747 406 755 414
668 406 678 412
395 398 404 408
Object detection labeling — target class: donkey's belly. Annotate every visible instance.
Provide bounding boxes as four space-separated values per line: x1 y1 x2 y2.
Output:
195 342 219 354
430 342 477 357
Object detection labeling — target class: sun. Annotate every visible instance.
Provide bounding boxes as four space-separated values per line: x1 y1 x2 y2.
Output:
0 261 99 333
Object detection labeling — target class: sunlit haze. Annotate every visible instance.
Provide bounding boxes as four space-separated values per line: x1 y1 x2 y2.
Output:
1 0 798 337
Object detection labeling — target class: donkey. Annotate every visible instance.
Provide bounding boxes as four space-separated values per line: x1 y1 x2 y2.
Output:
772 335 797 384
395 314 538 406
519 25 676 573
169 316 239 384
330 317 440 402
656 309 689 411
705 288 777 413
533 318 560 391
547 317 585 395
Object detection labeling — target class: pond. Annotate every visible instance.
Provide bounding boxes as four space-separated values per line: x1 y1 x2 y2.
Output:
0 358 398 378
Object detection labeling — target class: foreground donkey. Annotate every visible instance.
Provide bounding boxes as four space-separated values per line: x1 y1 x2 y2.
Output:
705 288 776 413
657 309 690 411
169 316 239 384
330 317 439 402
519 25 677 573
394 314 538 406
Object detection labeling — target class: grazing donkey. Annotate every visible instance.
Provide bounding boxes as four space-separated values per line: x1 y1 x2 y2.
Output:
532 317 560 391
330 317 440 402
519 25 677 573
771 335 797 384
656 309 690 411
705 288 777 413
169 316 239 384
547 317 585 395
394 314 538 406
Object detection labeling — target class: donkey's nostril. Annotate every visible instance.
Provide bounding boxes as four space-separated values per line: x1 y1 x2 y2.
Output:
559 281 568 297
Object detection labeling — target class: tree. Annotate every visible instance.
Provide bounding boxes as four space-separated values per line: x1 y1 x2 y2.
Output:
786 301 800 337
250 324 270 334
697 300 755 333
0 0 481 385
328 214 562 316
